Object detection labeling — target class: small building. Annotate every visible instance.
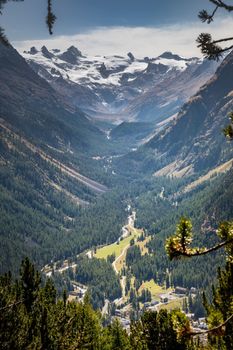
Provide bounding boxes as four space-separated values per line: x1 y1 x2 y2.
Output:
69 290 84 299
115 310 124 317
175 287 188 295
121 318 130 327
160 293 172 303
199 322 208 330
192 321 199 328
144 302 151 308
198 317 206 324
160 296 168 303
186 313 195 320
190 287 197 295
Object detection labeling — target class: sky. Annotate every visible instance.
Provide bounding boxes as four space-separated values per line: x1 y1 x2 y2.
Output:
1 0 233 57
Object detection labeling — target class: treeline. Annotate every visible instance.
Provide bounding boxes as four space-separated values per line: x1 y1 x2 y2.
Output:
0 133 128 274
0 259 194 350
131 170 233 289
66 256 122 310
2 122 233 305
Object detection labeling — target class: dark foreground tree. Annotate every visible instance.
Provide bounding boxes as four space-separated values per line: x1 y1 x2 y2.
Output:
130 309 193 350
0 258 194 349
0 259 102 349
166 217 233 348
197 0 233 60
165 219 233 260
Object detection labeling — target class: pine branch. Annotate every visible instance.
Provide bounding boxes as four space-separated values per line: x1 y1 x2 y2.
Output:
216 44 233 54
209 0 233 12
198 0 233 25
198 6 218 24
188 313 233 336
212 36 233 44
166 219 233 260
197 1 233 59
0 299 24 311
46 0 56 35
0 0 57 46
206 44 233 60
197 33 233 60
175 238 233 258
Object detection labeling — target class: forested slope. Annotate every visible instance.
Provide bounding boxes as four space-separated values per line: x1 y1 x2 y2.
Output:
0 43 126 274
132 169 233 289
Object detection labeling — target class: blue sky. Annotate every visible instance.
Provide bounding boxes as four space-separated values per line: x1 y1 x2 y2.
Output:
1 0 232 57
2 0 213 40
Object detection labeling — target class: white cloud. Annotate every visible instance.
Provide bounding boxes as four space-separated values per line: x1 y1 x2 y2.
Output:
13 17 233 58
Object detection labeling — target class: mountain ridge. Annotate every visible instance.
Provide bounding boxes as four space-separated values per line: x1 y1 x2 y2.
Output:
146 51 233 176
22 45 218 125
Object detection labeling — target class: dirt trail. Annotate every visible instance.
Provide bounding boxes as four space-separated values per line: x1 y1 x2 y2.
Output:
112 244 130 274
0 119 108 194
111 211 137 303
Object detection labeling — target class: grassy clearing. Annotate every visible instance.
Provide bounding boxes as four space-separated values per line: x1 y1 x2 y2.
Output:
94 226 143 260
136 236 150 255
114 234 150 272
139 280 184 311
157 298 184 312
67 295 77 302
139 279 171 300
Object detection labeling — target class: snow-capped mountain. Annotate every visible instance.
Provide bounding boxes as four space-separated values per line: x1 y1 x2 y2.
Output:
22 46 219 125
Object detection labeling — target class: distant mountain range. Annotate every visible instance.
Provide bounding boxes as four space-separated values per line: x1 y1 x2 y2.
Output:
22 46 218 125
11 42 233 178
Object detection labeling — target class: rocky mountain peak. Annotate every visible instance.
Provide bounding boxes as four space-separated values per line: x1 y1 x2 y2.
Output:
98 63 110 78
67 45 82 56
144 50 233 174
41 46 54 59
159 51 184 61
144 57 150 63
146 61 168 74
26 46 38 55
59 46 82 64
127 52 135 62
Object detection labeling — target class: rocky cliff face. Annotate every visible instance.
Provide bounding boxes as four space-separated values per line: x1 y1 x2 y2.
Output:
144 50 233 175
125 58 218 124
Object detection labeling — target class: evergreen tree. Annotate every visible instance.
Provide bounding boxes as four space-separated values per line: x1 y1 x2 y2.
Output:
108 319 131 350
130 309 192 350
166 219 233 346
0 259 196 349
203 262 233 349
